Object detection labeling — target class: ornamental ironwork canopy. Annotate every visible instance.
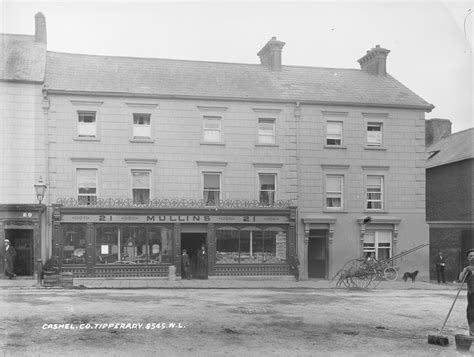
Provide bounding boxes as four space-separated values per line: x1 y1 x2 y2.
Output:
56 198 294 209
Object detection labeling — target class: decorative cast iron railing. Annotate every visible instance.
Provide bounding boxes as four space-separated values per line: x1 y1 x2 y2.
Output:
56 197 294 209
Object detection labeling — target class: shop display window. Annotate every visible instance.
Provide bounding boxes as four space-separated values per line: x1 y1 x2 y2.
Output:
95 225 173 265
62 224 87 265
216 226 287 264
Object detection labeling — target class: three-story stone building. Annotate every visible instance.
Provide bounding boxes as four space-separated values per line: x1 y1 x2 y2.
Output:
1 14 434 280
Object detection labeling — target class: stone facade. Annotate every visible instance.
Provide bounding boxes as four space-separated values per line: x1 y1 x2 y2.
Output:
297 106 429 280
1 13 434 280
0 82 46 204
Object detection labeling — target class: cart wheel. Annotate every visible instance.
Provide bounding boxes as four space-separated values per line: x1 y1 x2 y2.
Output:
384 267 398 281
366 267 380 288
351 273 372 288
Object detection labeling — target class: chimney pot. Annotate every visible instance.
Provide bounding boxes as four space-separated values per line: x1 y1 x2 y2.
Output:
358 45 390 75
35 12 47 44
257 37 286 71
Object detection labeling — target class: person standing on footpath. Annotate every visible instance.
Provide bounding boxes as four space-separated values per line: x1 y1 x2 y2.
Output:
459 249 474 336
290 254 300 281
435 251 447 284
4 239 16 280
195 245 208 279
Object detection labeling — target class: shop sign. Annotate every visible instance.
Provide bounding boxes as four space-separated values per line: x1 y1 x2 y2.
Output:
276 232 287 259
61 214 289 224
1 211 39 220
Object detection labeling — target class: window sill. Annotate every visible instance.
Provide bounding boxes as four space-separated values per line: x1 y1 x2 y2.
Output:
255 143 279 147
324 145 347 150
74 137 100 142
364 146 386 151
364 210 388 214
200 141 225 146
323 209 347 213
130 138 155 143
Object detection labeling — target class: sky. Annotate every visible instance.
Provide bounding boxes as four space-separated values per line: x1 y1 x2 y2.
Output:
1 0 472 132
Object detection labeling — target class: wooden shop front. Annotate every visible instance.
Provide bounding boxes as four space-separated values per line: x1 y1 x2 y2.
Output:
53 203 296 278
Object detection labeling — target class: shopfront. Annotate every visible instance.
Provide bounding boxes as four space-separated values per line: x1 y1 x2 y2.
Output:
53 204 296 278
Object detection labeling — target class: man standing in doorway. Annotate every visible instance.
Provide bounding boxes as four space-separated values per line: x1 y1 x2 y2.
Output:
181 249 191 280
435 251 447 284
4 239 16 280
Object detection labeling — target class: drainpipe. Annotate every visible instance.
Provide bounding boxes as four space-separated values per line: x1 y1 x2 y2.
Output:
42 86 51 262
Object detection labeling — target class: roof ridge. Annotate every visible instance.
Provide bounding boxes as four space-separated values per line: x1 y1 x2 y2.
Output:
429 127 474 147
46 50 360 71
446 127 474 137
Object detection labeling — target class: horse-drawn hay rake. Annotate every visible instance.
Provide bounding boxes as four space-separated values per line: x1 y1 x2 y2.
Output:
331 243 429 289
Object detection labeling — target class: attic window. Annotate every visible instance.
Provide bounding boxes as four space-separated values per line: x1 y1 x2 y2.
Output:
427 150 440 159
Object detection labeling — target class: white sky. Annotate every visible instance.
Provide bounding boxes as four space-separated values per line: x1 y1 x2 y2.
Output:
1 0 472 132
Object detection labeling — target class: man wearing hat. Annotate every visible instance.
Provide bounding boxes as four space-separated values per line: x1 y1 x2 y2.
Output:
4 239 16 280
459 249 474 335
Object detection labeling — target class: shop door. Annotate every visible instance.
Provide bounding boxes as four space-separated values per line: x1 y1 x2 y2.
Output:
181 233 207 279
308 230 328 279
5 229 34 276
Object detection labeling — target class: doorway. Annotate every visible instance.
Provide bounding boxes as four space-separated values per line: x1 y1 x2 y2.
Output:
181 233 207 279
308 230 328 279
5 229 34 276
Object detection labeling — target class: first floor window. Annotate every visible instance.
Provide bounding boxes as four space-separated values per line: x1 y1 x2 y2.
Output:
77 168 97 205
366 175 383 210
203 172 220 205
132 170 151 204
363 231 392 260
133 113 151 138
203 116 222 142
77 111 96 137
259 174 276 205
216 226 287 264
326 121 342 146
326 175 343 209
258 118 276 144
367 123 382 147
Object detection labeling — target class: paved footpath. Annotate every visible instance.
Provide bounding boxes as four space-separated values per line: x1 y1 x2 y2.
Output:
0 276 463 290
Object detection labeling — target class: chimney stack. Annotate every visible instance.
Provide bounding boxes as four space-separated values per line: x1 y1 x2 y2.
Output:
35 12 47 44
257 37 285 71
358 45 390 75
425 119 452 146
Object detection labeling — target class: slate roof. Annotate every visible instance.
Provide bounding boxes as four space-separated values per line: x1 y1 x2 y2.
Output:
427 128 474 168
45 51 433 110
0 34 46 82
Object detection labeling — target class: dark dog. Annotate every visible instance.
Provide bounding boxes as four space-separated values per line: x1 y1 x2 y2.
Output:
402 270 419 282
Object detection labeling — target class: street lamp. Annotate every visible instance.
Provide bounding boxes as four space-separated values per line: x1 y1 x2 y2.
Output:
34 176 47 204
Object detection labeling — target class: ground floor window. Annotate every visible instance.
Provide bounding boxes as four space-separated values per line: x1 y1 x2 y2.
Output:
95 225 173 265
61 224 174 266
216 226 287 264
363 230 392 260
62 224 87 265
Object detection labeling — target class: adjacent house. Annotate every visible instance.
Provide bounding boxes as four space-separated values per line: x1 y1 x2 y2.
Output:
0 13 48 279
426 119 474 281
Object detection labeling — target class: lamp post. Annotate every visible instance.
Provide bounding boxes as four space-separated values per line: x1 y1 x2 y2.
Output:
34 177 47 204
34 177 47 285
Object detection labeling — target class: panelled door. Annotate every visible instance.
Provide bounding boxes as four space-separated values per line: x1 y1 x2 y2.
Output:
308 229 328 279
